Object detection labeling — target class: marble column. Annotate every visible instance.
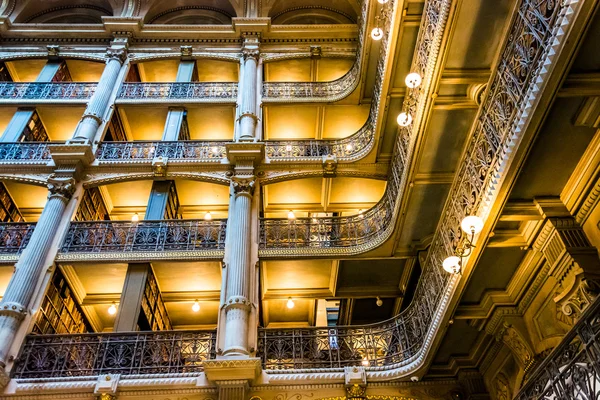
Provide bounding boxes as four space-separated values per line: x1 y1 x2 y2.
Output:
222 177 254 355
71 46 127 143
0 61 62 142
0 177 75 367
237 39 260 141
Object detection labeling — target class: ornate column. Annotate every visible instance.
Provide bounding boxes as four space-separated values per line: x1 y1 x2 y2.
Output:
71 38 128 143
0 176 75 373
237 38 260 141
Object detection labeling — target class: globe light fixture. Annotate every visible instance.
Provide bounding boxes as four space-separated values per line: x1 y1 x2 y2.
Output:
192 300 200 312
286 144 292 152
405 72 422 89
376 296 383 307
362 357 369 366
211 146 220 155
131 213 139 223
345 143 354 152
287 297 295 309
204 211 212 221
442 256 461 274
108 302 117 315
442 215 484 274
397 112 412 127
378 0 389 3
288 211 296 220
461 215 484 235
371 27 383 41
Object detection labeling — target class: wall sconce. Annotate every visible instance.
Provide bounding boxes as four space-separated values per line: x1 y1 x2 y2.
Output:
442 215 484 274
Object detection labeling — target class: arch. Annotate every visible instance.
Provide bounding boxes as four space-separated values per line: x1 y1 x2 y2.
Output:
83 172 230 188
0 175 49 188
147 6 232 24
14 1 114 24
272 6 355 25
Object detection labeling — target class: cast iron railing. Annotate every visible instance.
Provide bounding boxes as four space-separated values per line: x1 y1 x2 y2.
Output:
515 298 600 400
0 223 35 254
60 220 227 254
95 141 227 162
0 82 96 101
13 330 217 378
258 304 424 369
117 82 238 102
0 142 51 161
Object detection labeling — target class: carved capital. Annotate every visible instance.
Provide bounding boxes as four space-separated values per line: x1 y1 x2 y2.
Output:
554 269 599 324
346 384 367 400
46 45 60 60
310 45 322 59
152 156 168 177
180 45 193 59
47 176 76 200
232 177 255 196
345 366 366 400
106 47 127 64
242 37 260 61
97 394 117 400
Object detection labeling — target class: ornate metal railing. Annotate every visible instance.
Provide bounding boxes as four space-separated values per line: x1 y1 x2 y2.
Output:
262 0 367 103
60 220 227 254
13 330 217 378
0 82 96 101
515 298 600 400
0 223 35 254
117 82 238 102
0 142 51 161
258 305 423 369
95 141 227 162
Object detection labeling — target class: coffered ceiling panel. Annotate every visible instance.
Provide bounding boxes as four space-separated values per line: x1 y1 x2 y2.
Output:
336 259 406 297
165 301 219 328
72 263 128 295
37 106 85 140
152 261 222 293
263 299 315 328
262 260 337 298
119 106 169 141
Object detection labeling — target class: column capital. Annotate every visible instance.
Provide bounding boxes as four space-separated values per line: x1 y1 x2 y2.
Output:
106 47 127 64
47 175 76 201
242 37 260 61
232 177 255 196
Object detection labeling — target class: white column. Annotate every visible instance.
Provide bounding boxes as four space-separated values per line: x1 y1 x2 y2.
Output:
71 46 127 143
237 38 260 141
0 177 75 367
222 177 254 356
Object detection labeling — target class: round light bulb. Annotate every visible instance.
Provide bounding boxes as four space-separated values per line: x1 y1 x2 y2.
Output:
288 211 296 220
397 112 412 127
312 218 318 224
287 298 295 309
405 72 422 89
378 0 389 3
131 213 139 223
192 301 200 312
461 215 484 235
211 146 220 155
371 27 383 41
345 143 354 152
204 211 212 221
376 297 383 307
442 256 461 274
362 357 369 366
108 303 117 315
285 144 292 152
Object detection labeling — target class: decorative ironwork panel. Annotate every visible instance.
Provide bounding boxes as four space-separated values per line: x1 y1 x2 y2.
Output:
515 298 600 400
0 82 96 101
74 187 110 222
0 142 51 161
0 182 23 222
95 141 227 162
117 82 238 101
0 223 35 254
14 330 217 378
60 220 227 254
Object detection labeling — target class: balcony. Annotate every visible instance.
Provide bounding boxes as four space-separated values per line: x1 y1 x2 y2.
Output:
13 330 217 379
116 82 238 103
0 222 34 255
0 142 51 162
0 82 97 103
95 141 227 163
58 219 227 261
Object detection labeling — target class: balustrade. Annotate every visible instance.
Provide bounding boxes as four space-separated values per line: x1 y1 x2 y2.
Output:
60 219 227 254
117 82 238 102
13 330 217 378
0 82 96 101
515 298 600 400
0 142 51 161
0 223 35 253
96 141 227 162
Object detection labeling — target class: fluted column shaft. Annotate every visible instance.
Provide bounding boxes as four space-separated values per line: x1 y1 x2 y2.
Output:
0 179 75 366
237 39 259 141
72 49 125 143
222 179 254 355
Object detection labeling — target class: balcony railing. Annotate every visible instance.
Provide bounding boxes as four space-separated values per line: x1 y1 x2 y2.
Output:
13 330 217 379
0 142 51 161
60 219 227 254
117 82 238 102
96 141 227 162
515 298 600 400
0 223 35 254
0 82 96 101
258 301 424 370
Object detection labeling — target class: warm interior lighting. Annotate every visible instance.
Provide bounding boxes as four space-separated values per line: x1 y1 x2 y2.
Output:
288 211 296 220
204 211 212 221
378 0 389 3
131 213 139 223
211 146 220 155
442 256 461 274
285 144 292 152
287 297 295 309
312 217 318 224
376 296 383 307
192 300 200 312
405 72 422 89
461 215 484 235
108 302 117 315
397 112 412 126
362 357 369 366
371 27 383 40
345 143 354 152
358 209 364 219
